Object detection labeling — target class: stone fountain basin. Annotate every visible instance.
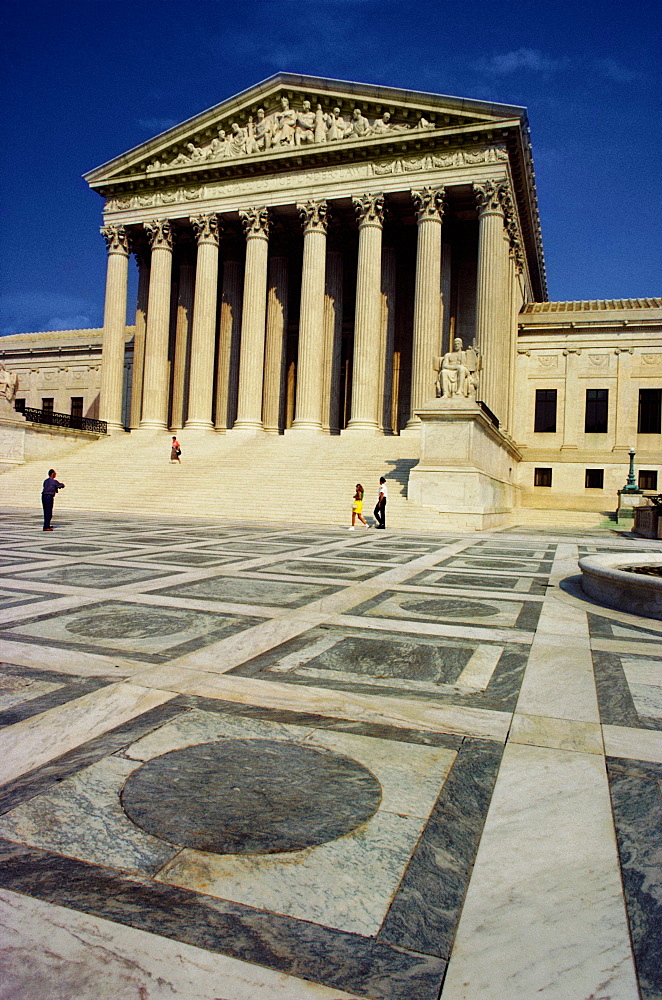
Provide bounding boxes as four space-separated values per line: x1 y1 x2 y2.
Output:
578 552 662 620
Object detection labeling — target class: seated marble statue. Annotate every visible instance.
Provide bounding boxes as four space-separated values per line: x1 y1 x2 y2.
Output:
295 101 316 146
0 363 18 402
272 97 297 146
434 338 480 399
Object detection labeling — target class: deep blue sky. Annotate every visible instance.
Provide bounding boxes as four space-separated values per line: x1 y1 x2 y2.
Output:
1 0 659 335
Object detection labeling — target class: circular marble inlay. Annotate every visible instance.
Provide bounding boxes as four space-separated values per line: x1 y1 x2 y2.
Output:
67 608 196 639
402 597 499 618
121 739 382 854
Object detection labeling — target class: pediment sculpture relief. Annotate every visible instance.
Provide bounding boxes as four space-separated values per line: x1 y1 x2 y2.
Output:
0 363 19 403
144 96 441 173
434 339 481 400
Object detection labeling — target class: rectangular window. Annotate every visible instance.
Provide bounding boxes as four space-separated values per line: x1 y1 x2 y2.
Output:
70 397 83 419
534 389 557 433
585 389 608 433
14 398 25 412
534 467 552 487
41 398 54 413
639 470 658 491
585 469 604 489
638 389 662 433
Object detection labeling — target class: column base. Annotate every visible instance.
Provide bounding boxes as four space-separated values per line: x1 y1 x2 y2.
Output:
104 422 127 434
288 422 324 434
230 422 265 435
343 421 381 435
184 420 214 431
138 421 168 431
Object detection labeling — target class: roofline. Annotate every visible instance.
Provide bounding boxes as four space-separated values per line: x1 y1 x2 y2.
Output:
83 72 527 181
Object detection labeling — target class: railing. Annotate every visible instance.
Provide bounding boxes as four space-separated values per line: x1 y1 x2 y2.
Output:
19 406 107 434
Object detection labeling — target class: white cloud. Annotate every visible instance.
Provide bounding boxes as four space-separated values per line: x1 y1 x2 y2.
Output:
475 48 568 76
593 58 638 83
137 117 179 135
0 293 99 336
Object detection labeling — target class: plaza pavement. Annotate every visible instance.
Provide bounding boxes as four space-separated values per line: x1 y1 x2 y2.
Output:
0 506 659 1000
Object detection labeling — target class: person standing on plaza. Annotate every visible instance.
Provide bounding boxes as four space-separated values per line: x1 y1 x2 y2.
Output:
374 476 387 529
170 436 181 464
41 469 65 531
349 483 369 530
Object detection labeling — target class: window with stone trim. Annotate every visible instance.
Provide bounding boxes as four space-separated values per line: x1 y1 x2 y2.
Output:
70 397 84 419
14 398 25 412
41 398 54 414
638 389 662 433
534 467 552 487
639 470 658 491
585 389 608 433
585 469 604 489
534 389 557 433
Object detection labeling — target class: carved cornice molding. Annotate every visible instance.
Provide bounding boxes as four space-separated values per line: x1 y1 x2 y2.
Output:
474 179 508 219
100 224 130 256
411 186 445 224
190 213 221 246
352 193 385 229
297 200 329 235
143 219 174 251
239 206 270 240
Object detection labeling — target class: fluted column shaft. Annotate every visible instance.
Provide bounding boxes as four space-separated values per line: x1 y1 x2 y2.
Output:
129 250 150 429
346 193 384 432
262 256 289 434
322 250 343 433
170 260 194 430
215 260 243 431
186 214 220 429
474 179 510 420
141 220 174 429
292 200 328 432
234 207 270 430
407 187 444 427
99 225 130 431
379 246 397 433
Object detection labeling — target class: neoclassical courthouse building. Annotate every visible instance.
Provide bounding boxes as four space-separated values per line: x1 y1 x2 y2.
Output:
1 74 660 518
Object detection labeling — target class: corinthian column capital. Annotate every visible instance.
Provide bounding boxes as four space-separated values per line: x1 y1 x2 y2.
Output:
100 224 130 256
190 213 221 246
352 193 385 228
144 219 174 250
297 199 329 234
411 186 445 223
239 206 270 240
474 179 508 218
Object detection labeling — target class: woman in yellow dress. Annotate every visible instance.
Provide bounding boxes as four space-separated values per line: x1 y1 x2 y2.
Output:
349 484 369 529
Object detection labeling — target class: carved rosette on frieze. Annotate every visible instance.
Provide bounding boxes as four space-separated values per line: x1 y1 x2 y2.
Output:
411 186 445 224
144 219 174 251
190 213 221 246
100 224 130 256
473 179 509 218
238 206 271 241
352 193 385 229
296 200 329 234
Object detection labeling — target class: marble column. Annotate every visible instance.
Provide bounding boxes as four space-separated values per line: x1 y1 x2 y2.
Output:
346 193 385 433
214 260 243 431
169 254 194 430
262 256 289 434
507 244 524 436
140 219 174 429
234 207 270 431
474 179 510 421
129 248 150 430
322 250 343 434
185 214 220 429
291 200 328 432
379 246 397 433
406 187 445 428
99 225 130 432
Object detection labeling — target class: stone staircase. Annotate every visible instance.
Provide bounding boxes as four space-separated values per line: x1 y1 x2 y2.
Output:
506 506 610 530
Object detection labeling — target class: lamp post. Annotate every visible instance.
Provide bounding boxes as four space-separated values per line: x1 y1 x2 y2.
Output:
622 447 642 494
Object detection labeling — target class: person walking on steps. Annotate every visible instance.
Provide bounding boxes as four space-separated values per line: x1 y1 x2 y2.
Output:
41 469 65 531
349 483 369 530
374 476 387 529
170 437 182 464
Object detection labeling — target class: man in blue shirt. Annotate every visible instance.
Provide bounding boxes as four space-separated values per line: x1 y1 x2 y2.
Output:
41 469 65 530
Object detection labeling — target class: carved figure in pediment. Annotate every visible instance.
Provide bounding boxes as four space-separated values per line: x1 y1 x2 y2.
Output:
326 107 349 142
435 338 481 399
349 108 371 139
371 111 410 135
294 100 316 146
207 129 230 160
186 142 204 162
418 116 436 130
0 363 18 403
228 123 247 156
272 96 297 147
314 104 326 143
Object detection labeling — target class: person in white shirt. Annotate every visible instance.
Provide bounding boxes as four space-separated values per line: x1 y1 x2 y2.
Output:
374 476 387 529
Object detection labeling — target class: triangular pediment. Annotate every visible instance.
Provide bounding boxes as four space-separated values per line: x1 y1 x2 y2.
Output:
84 73 526 188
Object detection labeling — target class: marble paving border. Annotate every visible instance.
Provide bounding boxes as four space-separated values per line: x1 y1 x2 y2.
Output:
0 695 505 1000
0 662 115 728
606 756 662 1000
592 648 662 732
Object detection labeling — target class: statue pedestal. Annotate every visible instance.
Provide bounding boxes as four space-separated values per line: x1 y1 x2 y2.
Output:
407 398 521 530
0 400 26 471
